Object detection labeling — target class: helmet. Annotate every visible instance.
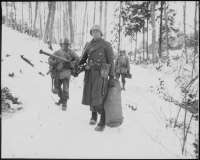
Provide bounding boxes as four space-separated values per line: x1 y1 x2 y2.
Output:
60 37 70 44
90 25 103 36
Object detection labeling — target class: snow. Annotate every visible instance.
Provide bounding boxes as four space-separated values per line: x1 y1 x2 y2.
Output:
1 25 197 159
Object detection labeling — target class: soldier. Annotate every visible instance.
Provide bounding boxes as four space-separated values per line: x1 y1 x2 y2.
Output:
115 50 130 90
48 37 79 111
78 25 115 131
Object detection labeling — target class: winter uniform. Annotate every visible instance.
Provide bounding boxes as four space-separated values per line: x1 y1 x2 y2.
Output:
79 25 115 131
48 38 79 110
115 51 130 90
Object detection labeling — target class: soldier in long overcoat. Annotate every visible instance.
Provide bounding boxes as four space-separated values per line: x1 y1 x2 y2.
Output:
115 50 130 90
78 25 115 131
48 38 79 111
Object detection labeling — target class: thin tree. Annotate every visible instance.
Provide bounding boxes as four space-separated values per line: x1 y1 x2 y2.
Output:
134 29 138 61
143 22 145 60
13 2 17 30
164 1 169 59
44 2 53 43
10 2 13 28
194 1 198 56
99 1 103 28
183 1 188 63
151 1 156 64
146 2 149 59
39 2 43 39
118 1 122 54
21 2 24 33
104 1 108 40
5 2 8 24
68 1 74 44
82 2 88 47
33 2 38 31
159 1 163 58
30 2 32 34
93 1 96 24
48 1 56 42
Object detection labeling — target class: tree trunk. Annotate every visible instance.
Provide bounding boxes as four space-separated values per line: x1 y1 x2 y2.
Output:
146 2 149 59
118 1 122 54
151 1 156 64
10 2 13 28
68 1 74 44
86 14 89 43
159 1 163 58
44 2 53 43
21 2 24 33
5 2 8 24
104 1 108 40
99 1 103 28
33 2 38 31
39 2 43 40
194 1 197 55
82 2 88 47
30 2 32 33
134 32 137 61
183 1 188 63
48 2 56 42
13 2 17 30
164 1 169 58
93 1 96 24
143 23 145 61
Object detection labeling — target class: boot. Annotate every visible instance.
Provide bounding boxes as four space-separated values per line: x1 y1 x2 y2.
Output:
55 99 63 106
122 83 125 90
62 100 67 111
95 113 106 131
89 112 98 125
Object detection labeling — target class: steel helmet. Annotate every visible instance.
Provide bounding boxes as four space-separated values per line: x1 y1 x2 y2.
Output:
60 37 70 44
90 25 103 36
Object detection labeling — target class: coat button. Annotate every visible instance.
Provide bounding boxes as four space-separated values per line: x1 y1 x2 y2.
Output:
90 60 92 62
99 53 101 55
98 59 100 61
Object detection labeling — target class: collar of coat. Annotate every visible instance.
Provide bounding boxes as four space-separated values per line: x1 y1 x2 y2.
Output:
88 38 106 55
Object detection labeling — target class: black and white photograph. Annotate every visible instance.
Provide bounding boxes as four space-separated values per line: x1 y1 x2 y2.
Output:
1 1 199 159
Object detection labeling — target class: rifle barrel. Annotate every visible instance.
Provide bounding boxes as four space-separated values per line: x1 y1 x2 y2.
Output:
39 49 70 62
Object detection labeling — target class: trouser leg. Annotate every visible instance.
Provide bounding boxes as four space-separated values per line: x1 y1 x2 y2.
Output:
57 79 63 99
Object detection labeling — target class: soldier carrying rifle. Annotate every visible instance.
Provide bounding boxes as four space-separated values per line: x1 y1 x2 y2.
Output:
48 37 79 111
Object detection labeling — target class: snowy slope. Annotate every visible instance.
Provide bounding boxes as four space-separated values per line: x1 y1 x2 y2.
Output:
1 25 196 159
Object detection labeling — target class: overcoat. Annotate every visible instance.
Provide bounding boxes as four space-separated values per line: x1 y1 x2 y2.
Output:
80 38 115 106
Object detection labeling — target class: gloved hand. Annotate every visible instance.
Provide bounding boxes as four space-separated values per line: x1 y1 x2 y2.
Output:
108 76 115 88
127 70 130 74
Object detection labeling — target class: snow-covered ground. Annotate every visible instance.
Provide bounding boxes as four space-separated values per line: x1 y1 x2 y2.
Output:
1 25 197 159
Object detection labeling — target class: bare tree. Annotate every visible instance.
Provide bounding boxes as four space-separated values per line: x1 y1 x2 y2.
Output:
48 2 56 42
118 1 122 54
146 2 149 59
5 2 8 24
44 2 53 43
39 2 43 39
33 2 38 31
13 2 17 30
93 1 96 24
82 2 88 47
99 1 103 28
164 1 169 59
151 1 156 64
183 1 188 63
159 1 163 58
21 2 24 33
68 1 74 44
103 1 107 40
194 1 198 55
